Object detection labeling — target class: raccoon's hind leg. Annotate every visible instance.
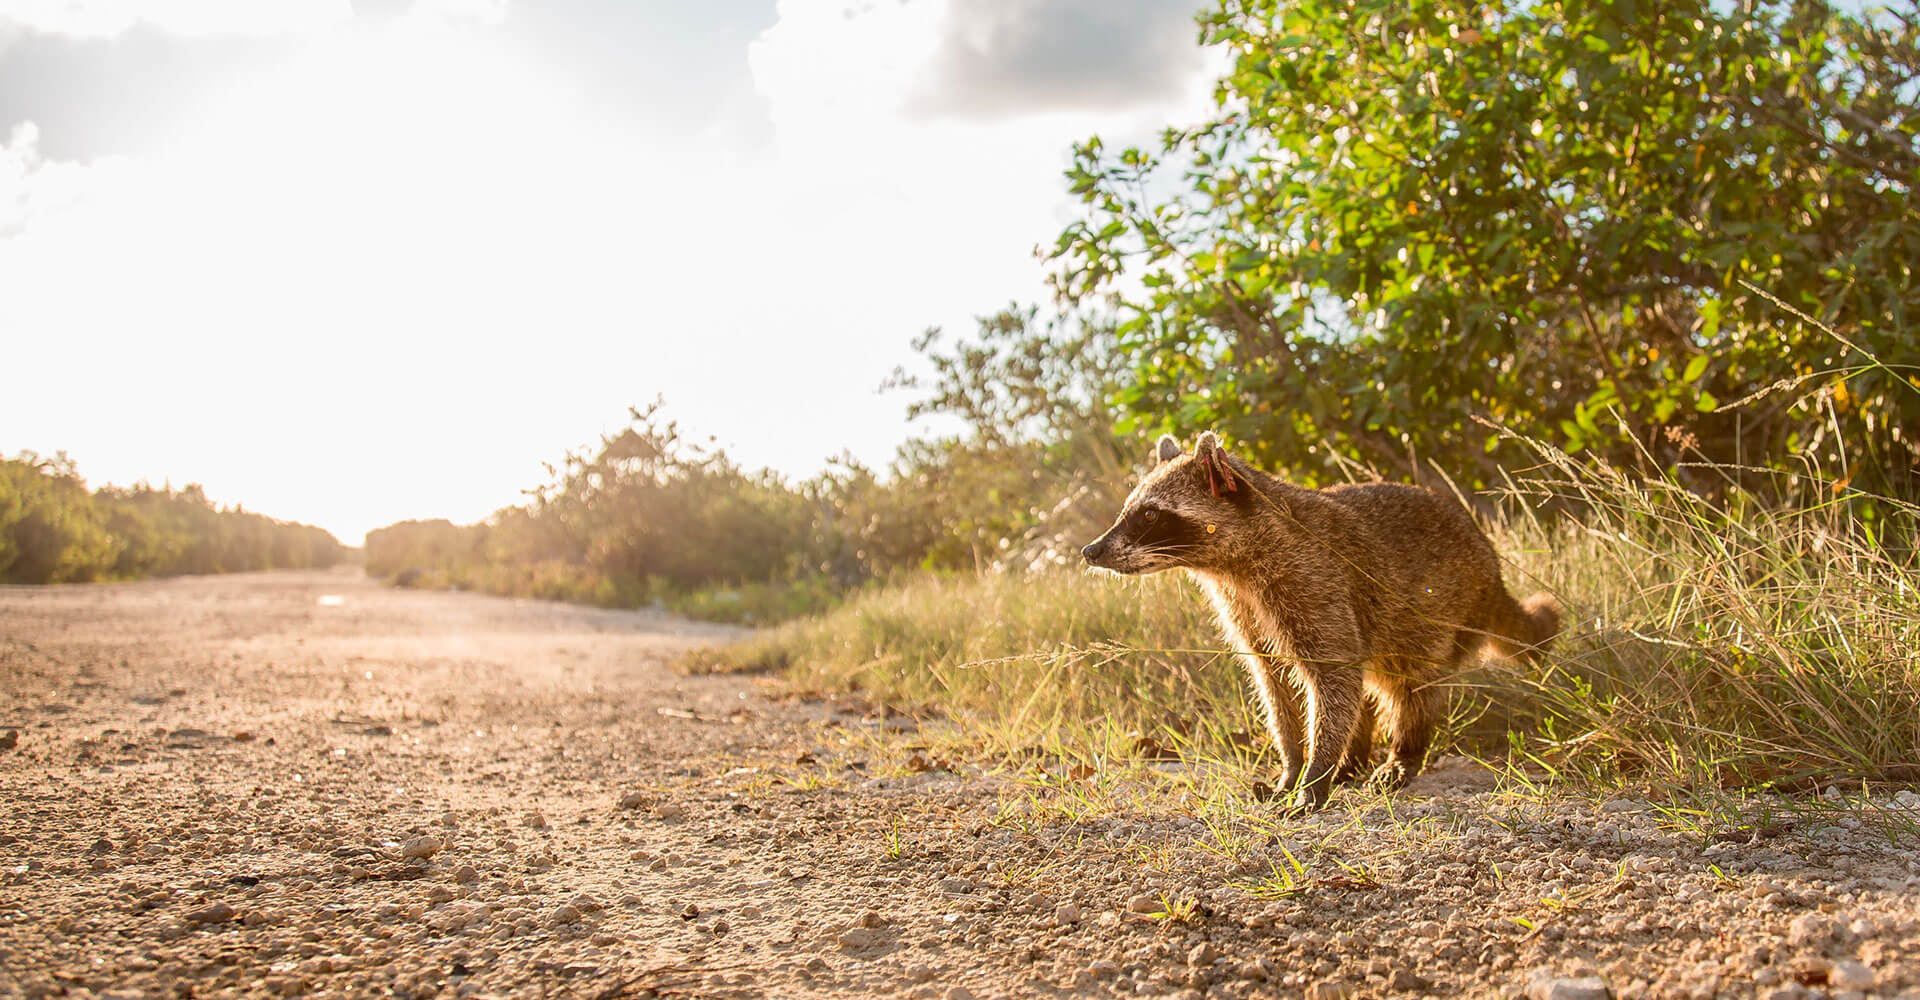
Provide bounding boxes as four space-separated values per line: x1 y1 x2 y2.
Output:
1334 694 1375 786
1366 655 1446 791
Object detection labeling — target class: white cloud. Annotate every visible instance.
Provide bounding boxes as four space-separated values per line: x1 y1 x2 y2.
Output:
0 121 138 240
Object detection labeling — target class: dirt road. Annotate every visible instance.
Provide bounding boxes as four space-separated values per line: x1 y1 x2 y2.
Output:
3 571 1918 1000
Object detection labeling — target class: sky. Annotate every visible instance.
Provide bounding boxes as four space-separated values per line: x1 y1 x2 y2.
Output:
0 0 1221 544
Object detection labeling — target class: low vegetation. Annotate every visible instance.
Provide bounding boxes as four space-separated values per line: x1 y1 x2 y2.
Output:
0 453 348 584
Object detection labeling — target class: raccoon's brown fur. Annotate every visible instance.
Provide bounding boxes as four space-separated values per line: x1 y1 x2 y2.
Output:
1082 432 1560 811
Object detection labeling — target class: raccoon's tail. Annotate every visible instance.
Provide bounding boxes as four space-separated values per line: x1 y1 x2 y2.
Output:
1484 590 1563 663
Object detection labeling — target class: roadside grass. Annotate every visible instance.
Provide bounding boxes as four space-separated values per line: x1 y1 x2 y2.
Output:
697 443 1920 821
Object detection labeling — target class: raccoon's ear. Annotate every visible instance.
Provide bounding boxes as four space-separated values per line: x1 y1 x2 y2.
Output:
1194 432 1240 498
1155 434 1182 465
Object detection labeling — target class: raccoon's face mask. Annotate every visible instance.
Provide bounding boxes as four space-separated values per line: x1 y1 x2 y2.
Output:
1082 432 1240 574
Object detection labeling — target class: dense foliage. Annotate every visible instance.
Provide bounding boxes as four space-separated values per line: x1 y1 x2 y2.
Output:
0 453 348 584
1052 0 1920 499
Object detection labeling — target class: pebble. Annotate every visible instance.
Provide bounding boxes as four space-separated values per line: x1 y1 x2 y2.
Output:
1125 893 1158 914
453 865 477 884
1053 902 1082 925
522 811 548 829
1387 968 1429 992
1525 970 1612 1000
1306 981 1355 1000
185 903 236 924
548 904 581 926
400 836 443 860
938 877 973 895
837 927 875 949
1187 941 1219 967
618 791 649 809
1788 912 1841 947
1085 960 1120 981
1828 961 1874 992
944 988 973 1000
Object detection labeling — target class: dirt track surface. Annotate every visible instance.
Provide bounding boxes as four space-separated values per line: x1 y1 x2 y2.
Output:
3 571 1919 1000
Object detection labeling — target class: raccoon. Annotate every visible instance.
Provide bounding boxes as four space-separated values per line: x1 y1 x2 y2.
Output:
1082 432 1560 811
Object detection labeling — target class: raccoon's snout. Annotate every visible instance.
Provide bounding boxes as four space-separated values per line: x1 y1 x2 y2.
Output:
1081 536 1111 566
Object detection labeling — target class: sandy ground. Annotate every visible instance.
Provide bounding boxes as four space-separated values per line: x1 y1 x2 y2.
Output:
3 570 1919 1000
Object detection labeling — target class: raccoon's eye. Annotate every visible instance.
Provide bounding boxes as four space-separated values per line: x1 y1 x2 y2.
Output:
1141 508 1159 523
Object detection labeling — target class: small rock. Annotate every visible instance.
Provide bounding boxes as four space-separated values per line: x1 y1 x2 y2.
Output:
857 910 885 928
1086 960 1120 981
185 903 236 924
425 885 455 904
944 988 974 1000
937 877 973 895
1021 891 1050 910
1525 969 1612 1000
1828 962 1874 992
1053 902 1082 925
1788 913 1841 947
548 904 581 926
837 927 875 950
1125 893 1159 913
651 802 686 820
0 730 18 751
453 865 477 884
1188 941 1220 967
1387 968 1430 992
522 811 548 829
1237 961 1269 982
89 838 114 854
400 836 443 860
618 791 649 810
1306 981 1356 1000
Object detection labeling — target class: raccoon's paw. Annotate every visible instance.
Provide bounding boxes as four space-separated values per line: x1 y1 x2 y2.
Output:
1282 785 1331 816
1366 760 1414 792
1253 767 1300 802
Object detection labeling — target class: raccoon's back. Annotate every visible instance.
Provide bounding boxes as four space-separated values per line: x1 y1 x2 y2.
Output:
1315 482 1500 593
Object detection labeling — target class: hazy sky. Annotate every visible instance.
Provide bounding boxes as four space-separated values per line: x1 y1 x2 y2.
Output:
0 0 1219 543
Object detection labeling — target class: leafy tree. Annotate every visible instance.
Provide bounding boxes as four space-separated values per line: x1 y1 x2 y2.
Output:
1 454 346 584
1052 0 1920 498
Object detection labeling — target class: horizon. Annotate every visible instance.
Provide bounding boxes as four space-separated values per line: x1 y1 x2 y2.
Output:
0 0 1221 545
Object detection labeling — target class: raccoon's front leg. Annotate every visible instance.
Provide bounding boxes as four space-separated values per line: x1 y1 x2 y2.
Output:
1289 661 1366 812
1242 653 1304 792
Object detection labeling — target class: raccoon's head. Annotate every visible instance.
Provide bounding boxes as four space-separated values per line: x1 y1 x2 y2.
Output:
1081 431 1250 575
